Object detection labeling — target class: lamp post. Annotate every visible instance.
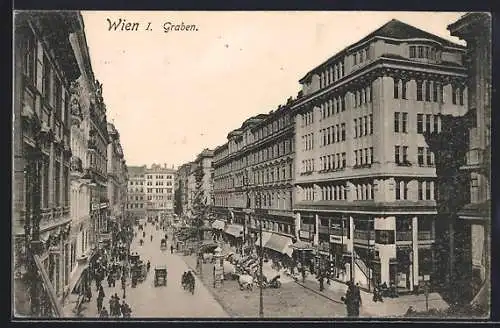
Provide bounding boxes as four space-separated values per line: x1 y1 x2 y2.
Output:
257 191 264 318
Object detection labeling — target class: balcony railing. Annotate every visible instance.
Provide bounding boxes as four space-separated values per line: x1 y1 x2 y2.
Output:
396 231 412 241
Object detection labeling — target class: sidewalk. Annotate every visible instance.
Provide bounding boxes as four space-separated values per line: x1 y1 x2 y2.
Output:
297 273 449 317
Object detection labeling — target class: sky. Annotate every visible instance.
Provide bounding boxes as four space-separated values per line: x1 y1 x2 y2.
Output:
81 11 466 168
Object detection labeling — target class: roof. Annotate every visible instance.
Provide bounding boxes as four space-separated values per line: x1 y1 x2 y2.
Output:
127 165 146 177
300 18 466 82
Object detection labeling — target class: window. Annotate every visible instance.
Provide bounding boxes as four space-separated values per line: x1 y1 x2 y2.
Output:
417 114 424 133
402 146 408 163
426 181 431 200
409 46 416 58
418 181 423 200
341 123 346 141
426 148 433 166
418 46 424 58
459 87 464 105
425 81 431 101
402 81 407 99
452 87 457 105
433 82 439 102
23 30 37 85
342 153 346 168
395 146 400 164
402 113 408 133
364 116 368 136
354 150 358 166
370 147 374 164
426 114 432 133
354 119 358 138
394 79 399 98
369 114 373 134
418 147 424 166
353 53 358 65
433 115 439 132
394 112 400 132
416 81 423 101
42 55 52 103
395 181 401 200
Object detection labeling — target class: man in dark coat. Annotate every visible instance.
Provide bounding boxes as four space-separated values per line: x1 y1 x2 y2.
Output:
342 281 362 317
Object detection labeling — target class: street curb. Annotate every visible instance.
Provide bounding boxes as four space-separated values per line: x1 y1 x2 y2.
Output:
179 255 233 317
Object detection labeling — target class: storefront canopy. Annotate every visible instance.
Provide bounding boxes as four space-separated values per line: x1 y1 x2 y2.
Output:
211 220 225 230
67 262 89 295
255 231 272 247
225 224 243 238
264 233 293 257
291 240 314 251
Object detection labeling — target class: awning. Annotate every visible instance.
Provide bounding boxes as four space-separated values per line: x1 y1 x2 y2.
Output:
264 233 293 257
255 231 272 247
67 263 89 294
225 224 243 238
33 254 64 317
291 240 314 251
211 220 225 230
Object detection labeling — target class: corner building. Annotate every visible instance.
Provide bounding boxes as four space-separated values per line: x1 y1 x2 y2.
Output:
292 19 468 293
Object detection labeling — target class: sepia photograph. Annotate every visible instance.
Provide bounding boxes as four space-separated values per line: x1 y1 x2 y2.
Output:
11 10 491 320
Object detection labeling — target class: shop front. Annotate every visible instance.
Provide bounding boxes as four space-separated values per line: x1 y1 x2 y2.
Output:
224 224 244 252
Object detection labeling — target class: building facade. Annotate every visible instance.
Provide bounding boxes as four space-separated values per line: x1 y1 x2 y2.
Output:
13 11 83 316
144 164 175 220
106 123 128 230
292 19 468 293
448 13 491 307
126 166 146 220
212 101 296 255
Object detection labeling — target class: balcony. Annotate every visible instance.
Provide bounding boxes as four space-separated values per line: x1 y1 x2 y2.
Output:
396 231 412 241
396 161 412 167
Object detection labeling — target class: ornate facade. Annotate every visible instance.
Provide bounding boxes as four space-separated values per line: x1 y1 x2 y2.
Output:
107 123 128 227
292 19 468 293
13 11 81 317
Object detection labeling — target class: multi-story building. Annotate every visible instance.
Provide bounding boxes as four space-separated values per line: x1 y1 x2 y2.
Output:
291 19 468 294
126 165 146 220
144 164 175 220
13 11 82 316
106 123 128 229
212 100 296 254
448 13 491 307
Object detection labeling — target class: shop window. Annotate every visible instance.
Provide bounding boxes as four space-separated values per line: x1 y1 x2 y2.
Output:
375 230 395 244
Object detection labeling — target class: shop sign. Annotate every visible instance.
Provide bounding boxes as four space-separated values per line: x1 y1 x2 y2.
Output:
299 230 310 239
329 234 342 243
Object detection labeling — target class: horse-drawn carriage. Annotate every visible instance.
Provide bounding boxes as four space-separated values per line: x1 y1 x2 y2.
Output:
160 238 168 251
154 265 168 287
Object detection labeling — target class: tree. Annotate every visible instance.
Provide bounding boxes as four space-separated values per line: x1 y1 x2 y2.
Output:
174 180 183 216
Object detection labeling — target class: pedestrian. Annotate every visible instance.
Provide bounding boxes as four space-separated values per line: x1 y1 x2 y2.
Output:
99 307 109 318
121 275 127 299
341 281 362 317
97 292 104 313
150 235 153 242
170 245 174 254
319 274 325 292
